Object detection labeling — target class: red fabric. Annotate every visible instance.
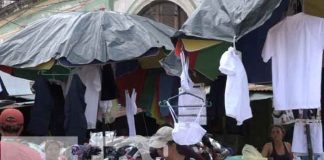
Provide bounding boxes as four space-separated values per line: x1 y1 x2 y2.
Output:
0 141 42 160
116 69 146 106
175 40 183 56
188 50 200 70
0 66 13 74
0 108 24 126
155 74 161 116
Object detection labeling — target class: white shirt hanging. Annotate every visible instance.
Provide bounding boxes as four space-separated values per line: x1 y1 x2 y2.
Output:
78 65 101 129
262 13 324 110
219 47 252 125
292 120 323 154
125 89 137 137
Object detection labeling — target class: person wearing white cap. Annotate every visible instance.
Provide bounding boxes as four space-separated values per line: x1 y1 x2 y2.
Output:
149 126 202 160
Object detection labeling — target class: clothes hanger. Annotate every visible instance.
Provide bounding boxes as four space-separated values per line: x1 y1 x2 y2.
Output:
159 92 212 108
233 35 237 50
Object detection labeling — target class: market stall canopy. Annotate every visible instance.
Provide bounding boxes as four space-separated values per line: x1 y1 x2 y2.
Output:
175 0 282 42
0 11 175 68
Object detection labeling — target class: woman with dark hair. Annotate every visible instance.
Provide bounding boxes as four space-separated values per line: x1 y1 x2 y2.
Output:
261 125 293 160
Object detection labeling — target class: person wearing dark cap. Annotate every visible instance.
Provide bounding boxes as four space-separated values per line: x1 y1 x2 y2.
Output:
0 107 24 136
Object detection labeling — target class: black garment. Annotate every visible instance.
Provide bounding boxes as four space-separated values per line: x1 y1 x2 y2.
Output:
0 77 8 99
207 76 226 118
48 83 65 136
28 76 54 135
101 64 119 100
64 75 87 144
270 141 291 160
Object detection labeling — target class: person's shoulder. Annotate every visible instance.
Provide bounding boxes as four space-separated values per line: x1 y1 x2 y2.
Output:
263 142 272 147
284 142 292 148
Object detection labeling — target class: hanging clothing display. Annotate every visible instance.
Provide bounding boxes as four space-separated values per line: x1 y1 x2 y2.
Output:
48 82 65 136
178 52 207 125
178 86 207 125
64 74 87 144
101 64 119 100
167 102 206 145
28 76 65 136
0 76 8 99
237 0 289 83
116 69 146 107
78 65 101 129
292 121 323 154
139 69 160 117
262 13 324 110
125 89 137 137
28 76 54 135
219 47 252 125
159 73 179 117
207 76 226 118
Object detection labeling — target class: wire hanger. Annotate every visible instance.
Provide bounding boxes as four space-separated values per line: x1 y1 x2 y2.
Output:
233 35 237 50
159 92 212 108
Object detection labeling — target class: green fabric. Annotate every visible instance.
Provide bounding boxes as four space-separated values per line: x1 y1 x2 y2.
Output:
195 42 232 80
139 70 159 117
13 65 71 81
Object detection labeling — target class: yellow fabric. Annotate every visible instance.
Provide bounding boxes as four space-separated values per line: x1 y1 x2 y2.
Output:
33 59 55 70
304 0 324 18
181 38 222 52
151 90 165 125
138 49 165 69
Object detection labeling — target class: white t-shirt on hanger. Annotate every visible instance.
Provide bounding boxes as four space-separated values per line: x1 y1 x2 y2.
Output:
219 47 252 125
262 13 324 110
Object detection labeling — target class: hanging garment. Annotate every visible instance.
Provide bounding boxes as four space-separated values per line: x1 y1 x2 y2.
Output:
139 70 159 117
168 101 206 145
208 76 226 118
101 64 119 100
219 47 252 125
116 69 146 107
262 13 324 110
0 76 8 99
125 89 137 136
292 121 323 154
64 75 87 144
159 73 179 117
178 86 207 125
237 0 289 83
28 76 54 135
78 65 101 129
178 51 207 125
48 82 65 136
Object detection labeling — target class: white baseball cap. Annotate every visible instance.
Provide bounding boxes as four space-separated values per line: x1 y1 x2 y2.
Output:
149 126 173 149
